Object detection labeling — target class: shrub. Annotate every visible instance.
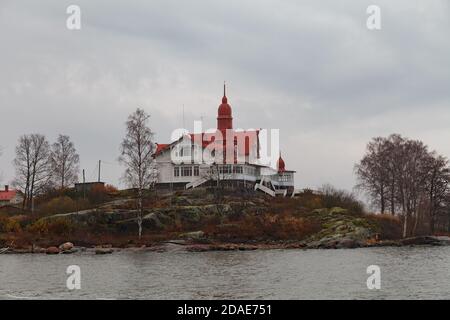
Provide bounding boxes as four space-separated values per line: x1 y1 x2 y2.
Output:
205 212 320 241
319 184 365 215
27 217 75 236
104 184 119 194
39 196 74 216
367 213 402 239
88 184 117 203
0 216 22 233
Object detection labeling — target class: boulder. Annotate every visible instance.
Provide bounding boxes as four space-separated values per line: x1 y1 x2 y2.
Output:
336 238 360 249
283 243 305 249
95 248 113 254
61 248 77 254
146 246 167 253
320 240 339 249
211 244 239 251
400 236 443 246
46 246 60 254
179 231 205 240
374 240 402 247
186 245 210 252
59 242 74 251
238 245 259 250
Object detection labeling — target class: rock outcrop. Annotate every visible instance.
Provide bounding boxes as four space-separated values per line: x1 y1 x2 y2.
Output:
46 246 60 254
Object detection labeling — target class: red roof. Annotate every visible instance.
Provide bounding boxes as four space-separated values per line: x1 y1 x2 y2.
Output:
189 130 259 156
154 130 260 162
0 190 18 201
154 143 170 156
277 155 286 173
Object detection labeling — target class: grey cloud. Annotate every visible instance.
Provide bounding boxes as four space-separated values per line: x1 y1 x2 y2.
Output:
0 0 449 192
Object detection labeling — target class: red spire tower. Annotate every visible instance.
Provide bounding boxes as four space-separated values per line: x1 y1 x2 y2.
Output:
217 82 233 133
277 152 286 173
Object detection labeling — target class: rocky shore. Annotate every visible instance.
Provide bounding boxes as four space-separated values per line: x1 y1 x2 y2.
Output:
2 191 449 255
2 235 450 255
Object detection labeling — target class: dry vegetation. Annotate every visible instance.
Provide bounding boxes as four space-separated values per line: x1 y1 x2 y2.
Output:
0 185 403 249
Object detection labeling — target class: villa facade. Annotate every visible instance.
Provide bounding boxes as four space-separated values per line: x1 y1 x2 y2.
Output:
152 86 296 197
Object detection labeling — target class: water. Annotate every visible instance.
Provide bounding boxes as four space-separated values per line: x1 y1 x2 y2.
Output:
1 247 449 299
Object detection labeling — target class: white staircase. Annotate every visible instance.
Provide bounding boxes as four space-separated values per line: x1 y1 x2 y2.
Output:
275 189 288 197
254 183 275 197
185 177 208 189
254 176 276 197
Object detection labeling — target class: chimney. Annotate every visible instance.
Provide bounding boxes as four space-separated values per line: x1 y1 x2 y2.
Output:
5 185 9 192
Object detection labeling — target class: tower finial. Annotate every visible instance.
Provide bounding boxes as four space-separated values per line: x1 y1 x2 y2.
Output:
223 81 226 97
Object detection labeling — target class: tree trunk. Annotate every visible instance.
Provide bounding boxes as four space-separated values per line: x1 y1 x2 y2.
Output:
390 175 395 215
402 213 408 238
430 215 435 235
137 216 142 239
412 209 420 236
137 188 143 239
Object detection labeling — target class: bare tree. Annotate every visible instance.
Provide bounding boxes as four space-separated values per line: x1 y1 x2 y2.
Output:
13 134 52 209
397 138 430 237
355 137 390 214
423 154 450 234
356 134 450 237
119 108 157 239
50 134 80 189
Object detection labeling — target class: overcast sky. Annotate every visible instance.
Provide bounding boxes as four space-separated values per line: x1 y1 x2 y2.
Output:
0 0 449 193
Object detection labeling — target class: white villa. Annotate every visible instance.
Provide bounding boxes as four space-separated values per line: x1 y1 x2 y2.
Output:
153 86 296 197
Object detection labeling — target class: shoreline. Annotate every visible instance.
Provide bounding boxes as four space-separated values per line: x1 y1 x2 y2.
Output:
2 235 450 255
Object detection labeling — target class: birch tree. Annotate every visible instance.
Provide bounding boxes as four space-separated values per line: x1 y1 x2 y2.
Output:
119 108 157 239
13 134 52 209
50 134 80 189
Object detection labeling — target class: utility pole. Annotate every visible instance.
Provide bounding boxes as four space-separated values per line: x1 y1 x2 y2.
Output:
82 169 86 199
98 160 101 182
182 104 185 129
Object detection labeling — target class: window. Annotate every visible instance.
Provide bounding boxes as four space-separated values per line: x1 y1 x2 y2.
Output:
233 165 243 174
174 167 180 177
219 165 231 174
245 166 255 175
182 146 191 157
279 173 291 182
182 166 192 177
193 146 201 163
194 166 199 176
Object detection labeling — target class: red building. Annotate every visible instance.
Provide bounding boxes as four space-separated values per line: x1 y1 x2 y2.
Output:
153 85 296 196
0 185 23 207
